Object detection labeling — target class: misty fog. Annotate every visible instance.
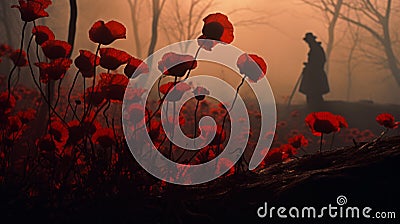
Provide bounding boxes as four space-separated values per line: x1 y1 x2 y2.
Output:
1 0 399 105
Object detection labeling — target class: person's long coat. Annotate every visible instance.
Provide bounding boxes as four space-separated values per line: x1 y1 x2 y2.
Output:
299 42 330 95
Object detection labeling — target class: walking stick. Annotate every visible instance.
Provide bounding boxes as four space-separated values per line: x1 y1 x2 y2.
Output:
287 71 303 107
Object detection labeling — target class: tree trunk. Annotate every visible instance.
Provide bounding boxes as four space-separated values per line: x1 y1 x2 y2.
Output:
128 0 143 58
381 0 400 86
148 0 161 57
325 0 343 75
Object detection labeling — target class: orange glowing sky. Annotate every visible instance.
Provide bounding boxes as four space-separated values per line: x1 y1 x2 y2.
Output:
1 0 399 104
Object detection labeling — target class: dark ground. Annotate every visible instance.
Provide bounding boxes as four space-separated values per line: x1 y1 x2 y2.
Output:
2 136 399 224
1 101 400 224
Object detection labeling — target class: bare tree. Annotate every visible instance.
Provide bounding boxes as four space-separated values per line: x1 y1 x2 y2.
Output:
319 0 400 86
126 0 166 58
160 0 214 51
148 0 167 57
345 22 361 101
127 0 147 58
160 1 284 52
301 0 344 75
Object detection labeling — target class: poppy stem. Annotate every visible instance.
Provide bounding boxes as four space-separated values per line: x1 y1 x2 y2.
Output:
157 75 163 100
66 70 80 120
85 43 101 118
183 46 202 81
169 76 178 160
217 75 247 153
26 33 69 127
111 118 120 155
83 77 86 117
14 67 21 87
193 99 200 147
157 134 168 153
33 22 42 64
8 21 27 102
47 83 52 135
89 100 109 124
320 133 324 153
53 79 64 110
103 100 111 128
129 80 177 137
329 133 336 151
187 147 203 164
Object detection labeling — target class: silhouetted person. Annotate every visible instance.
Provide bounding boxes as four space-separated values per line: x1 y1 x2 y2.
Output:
299 32 329 108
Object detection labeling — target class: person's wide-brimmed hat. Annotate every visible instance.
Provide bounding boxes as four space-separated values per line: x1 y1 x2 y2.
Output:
303 32 317 41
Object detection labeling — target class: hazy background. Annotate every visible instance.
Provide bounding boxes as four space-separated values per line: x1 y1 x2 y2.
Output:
1 0 399 105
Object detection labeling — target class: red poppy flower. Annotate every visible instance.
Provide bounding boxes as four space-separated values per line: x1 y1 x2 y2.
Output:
361 129 375 139
89 20 126 45
35 58 72 83
66 121 84 145
201 13 234 44
288 134 308 148
9 49 28 67
200 125 226 146
264 147 284 165
125 88 147 102
12 0 51 22
48 120 69 144
98 73 129 102
41 40 72 59
376 113 399 129
32 25 55 45
192 146 216 164
36 134 56 153
336 115 348 129
124 57 149 78
305 112 340 136
277 121 288 129
159 82 191 102
74 50 100 77
158 52 197 77
349 128 360 137
197 35 218 51
125 103 145 124
0 44 13 57
67 115 100 145
237 53 267 82
85 86 105 106
92 128 115 148
216 158 235 177
17 109 37 124
7 116 22 133
160 115 186 136
99 48 131 70
280 143 298 159
148 119 161 140
192 86 210 101
0 91 16 115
